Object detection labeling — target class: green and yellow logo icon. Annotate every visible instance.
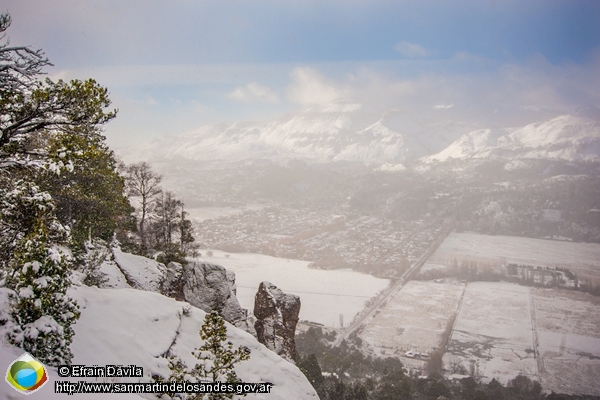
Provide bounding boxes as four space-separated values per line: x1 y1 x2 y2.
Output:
5 353 48 395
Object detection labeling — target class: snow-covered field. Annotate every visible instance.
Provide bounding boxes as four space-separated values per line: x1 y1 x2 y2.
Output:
445 282 537 384
361 280 464 364
0 285 317 399
195 250 389 327
432 232 600 280
533 288 600 395
359 278 600 395
408 232 600 394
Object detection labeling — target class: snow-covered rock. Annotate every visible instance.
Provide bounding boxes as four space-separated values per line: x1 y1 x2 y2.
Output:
161 261 247 327
254 282 301 362
98 257 131 288
107 250 251 332
111 247 165 291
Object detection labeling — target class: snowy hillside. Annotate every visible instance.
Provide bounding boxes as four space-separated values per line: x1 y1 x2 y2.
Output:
0 255 318 399
425 114 600 163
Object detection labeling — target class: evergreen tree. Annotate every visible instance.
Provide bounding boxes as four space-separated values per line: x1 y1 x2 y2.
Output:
191 311 251 389
78 239 110 287
178 205 195 253
1 74 116 170
37 127 135 247
0 11 119 267
158 311 251 400
2 181 79 366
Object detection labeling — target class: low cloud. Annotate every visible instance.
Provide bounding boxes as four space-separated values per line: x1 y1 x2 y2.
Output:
394 41 430 58
227 82 279 103
287 67 353 108
286 53 600 128
77 55 598 149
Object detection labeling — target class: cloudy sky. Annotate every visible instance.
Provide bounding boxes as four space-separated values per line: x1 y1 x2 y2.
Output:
3 0 600 149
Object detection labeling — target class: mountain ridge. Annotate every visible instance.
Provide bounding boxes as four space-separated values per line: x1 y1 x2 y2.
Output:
425 114 600 163
128 109 600 166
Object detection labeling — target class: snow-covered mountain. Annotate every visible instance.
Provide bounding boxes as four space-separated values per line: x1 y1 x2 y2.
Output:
425 114 600 163
125 105 600 167
132 108 469 165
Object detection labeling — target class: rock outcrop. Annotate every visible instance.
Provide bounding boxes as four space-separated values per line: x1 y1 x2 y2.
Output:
161 261 248 329
111 247 166 291
253 281 300 362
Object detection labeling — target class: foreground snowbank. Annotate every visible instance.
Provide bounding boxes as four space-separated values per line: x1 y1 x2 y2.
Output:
0 285 318 399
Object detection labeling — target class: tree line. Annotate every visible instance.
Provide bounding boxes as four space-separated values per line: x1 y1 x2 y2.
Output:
121 161 197 265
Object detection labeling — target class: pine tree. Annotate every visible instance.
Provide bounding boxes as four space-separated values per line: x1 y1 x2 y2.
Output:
2 182 79 366
37 126 135 247
179 206 195 253
158 311 251 400
190 311 251 400
1 11 120 266
153 191 190 265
